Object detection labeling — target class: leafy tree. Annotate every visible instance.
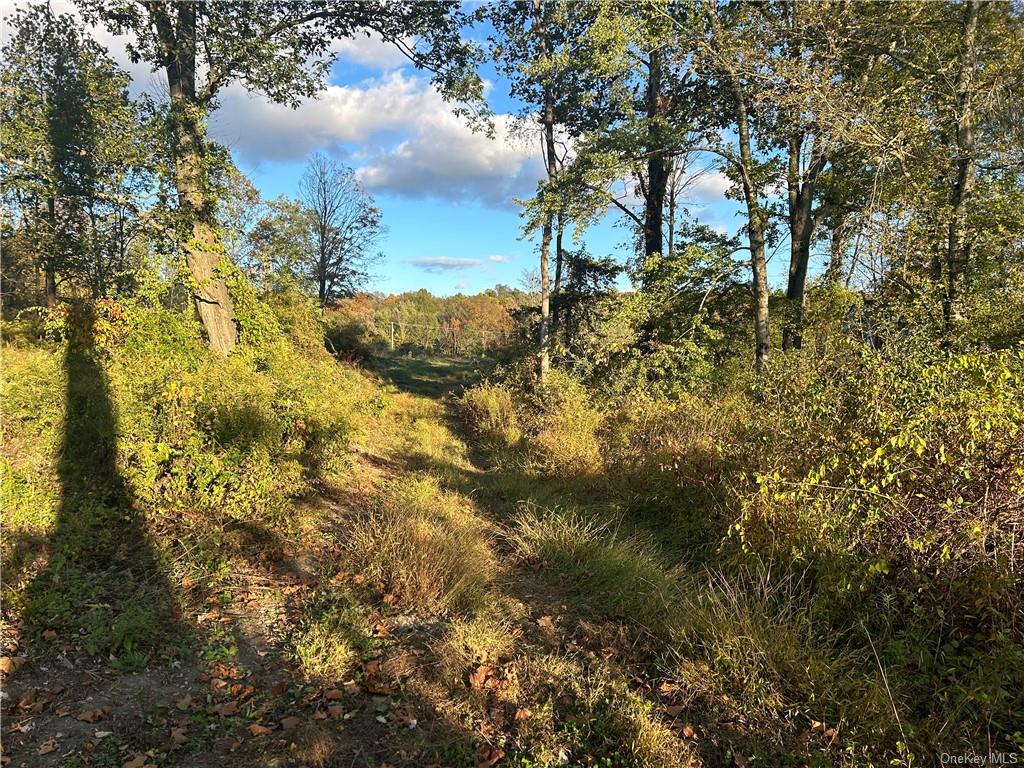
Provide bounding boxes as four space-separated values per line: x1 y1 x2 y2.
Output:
78 0 485 354
1 4 150 306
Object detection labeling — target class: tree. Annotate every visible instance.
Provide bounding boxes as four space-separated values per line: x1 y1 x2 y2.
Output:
299 154 384 306
698 2 773 371
79 0 485 354
1 4 150 306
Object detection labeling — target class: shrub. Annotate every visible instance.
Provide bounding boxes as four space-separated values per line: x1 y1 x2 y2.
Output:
528 371 602 475
460 382 522 450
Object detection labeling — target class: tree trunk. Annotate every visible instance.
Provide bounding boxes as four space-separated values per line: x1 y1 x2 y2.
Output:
733 84 770 370
44 195 57 307
166 3 236 355
643 48 668 260
535 0 555 381
552 210 564 336
782 135 824 351
942 0 980 340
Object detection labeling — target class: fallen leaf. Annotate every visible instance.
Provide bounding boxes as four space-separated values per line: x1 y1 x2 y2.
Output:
248 723 271 737
42 629 58 641
38 737 57 755
382 593 396 604
327 705 344 718
343 680 360 694
271 681 287 696
536 615 555 632
170 726 188 746
121 754 147 768
664 705 685 718
468 664 494 690
76 707 109 723
514 708 533 722
351 574 366 585
280 716 301 730
95 731 113 739
213 701 238 717
0 656 27 675
474 745 505 768
325 688 343 700
681 724 697 739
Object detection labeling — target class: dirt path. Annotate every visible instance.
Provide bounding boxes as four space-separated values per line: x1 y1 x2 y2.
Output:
2 354 701 768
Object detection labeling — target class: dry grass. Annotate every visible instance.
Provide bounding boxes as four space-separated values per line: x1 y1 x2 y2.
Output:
346 475 496 611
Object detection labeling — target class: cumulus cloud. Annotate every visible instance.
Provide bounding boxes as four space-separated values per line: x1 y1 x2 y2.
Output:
685 169 732 202
332 32 411 70
211 72 438 164
407 257 482 273
209 71 543 209
355 112 543 207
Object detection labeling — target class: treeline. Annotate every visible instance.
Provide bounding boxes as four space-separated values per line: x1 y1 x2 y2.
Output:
329 286 530 357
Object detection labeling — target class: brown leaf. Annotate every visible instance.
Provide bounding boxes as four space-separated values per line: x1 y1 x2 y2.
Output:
280 715 301 731
121 754 147 768
514 708 533 722
76 707 109 723
271 681 287 696
351 574 366 585
664 705 685 718
42 629 59 641
382 593 396 605
343 680 360 694
213 701 238 717
325 688 343 700
38 737 57 755
536 615 555 632
474 745 505 768
327 705 344 718
681 724 697 739
468 664 494 690
0 656 27 675
248 723 272 737
170 727 188 747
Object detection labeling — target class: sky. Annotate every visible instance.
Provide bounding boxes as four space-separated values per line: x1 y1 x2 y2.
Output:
6 3 772 297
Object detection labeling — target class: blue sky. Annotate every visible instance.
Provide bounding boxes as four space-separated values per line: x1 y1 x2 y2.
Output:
23 4 782 297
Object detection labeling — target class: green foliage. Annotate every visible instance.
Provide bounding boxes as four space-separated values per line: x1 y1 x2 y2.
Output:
1 292 378 659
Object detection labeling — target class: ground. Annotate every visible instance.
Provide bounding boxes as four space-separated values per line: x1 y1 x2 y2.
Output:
1 352 716 768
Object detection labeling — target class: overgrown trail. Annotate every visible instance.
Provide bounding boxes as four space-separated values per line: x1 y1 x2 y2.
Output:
3 353 703 768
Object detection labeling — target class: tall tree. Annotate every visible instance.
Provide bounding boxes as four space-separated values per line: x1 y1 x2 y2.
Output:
79 0 484 354
1 4 148 306
299 154 384 306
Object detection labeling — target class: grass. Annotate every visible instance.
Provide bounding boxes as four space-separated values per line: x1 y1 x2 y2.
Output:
375 349 491 398
345 475 497 611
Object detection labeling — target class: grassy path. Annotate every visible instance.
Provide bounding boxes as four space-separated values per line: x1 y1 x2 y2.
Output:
3 352 740 768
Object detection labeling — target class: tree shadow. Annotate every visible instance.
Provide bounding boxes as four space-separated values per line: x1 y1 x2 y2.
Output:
23 308 183 666
374 351 491 398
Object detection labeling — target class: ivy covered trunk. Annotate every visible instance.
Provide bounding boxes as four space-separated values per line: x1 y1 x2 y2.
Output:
165 3 237 355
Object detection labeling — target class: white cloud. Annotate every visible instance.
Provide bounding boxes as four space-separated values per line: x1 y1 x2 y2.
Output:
332 32 411 71
487 254 509 262
209 71 543 209
355 111 543 207
454 282 469 290
211 72 437 164
681 169 732 203
407 257 482 273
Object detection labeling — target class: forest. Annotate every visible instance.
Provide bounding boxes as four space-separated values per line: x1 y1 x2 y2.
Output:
1 2 1022 767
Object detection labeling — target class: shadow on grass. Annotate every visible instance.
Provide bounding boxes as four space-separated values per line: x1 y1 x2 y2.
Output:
374 350 492 398
23 308 182 666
